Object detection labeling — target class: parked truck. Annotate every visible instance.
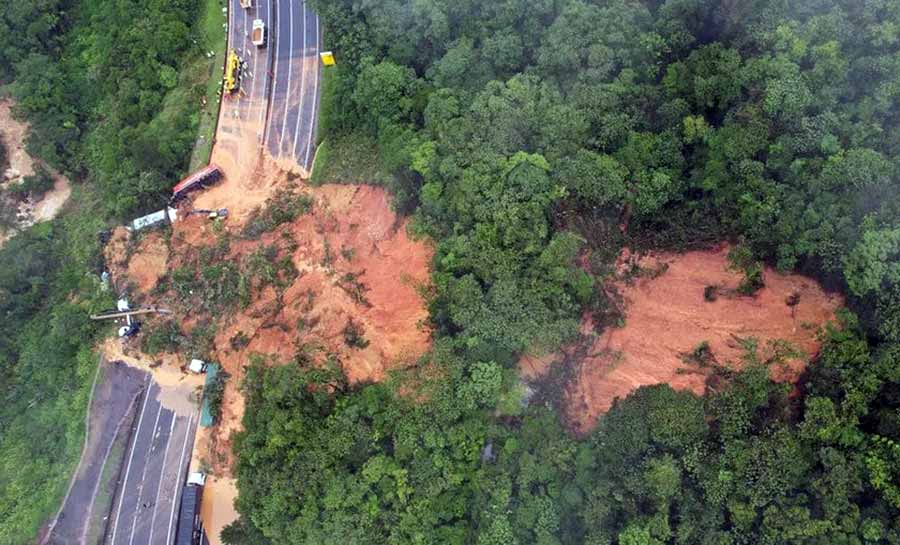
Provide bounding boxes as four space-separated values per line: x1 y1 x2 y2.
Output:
252 19 266 47
175 472 206 545
239 0 252 8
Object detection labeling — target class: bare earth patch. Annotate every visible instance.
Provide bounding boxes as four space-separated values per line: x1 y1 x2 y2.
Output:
0 98 35 179
0 98 72 247
521 244 843 436
199 476 238 545
200 183 433 471
0 99 72 247
127 232 170 294
109 172 434 477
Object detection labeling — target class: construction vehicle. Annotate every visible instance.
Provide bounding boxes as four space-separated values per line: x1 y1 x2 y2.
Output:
187 208 228 220
252 19 266 47
175 472 206 545
223 49 242 94
171 164 223 201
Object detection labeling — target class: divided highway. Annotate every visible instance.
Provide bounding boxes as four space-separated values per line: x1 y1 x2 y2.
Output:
229 0 321 172
106 381 198 545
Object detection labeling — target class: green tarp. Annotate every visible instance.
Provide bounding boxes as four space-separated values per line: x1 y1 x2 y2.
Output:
199 363 220 427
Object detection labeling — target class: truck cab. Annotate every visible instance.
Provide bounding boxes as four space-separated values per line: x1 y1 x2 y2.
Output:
187 472 207 486
188 359 208 374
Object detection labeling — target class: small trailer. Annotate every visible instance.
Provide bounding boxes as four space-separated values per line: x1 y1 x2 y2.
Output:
171 164 223 201
252 19 266 47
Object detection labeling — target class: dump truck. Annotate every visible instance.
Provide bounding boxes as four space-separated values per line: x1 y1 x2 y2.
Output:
171 164 223 201
175 473 206 545
252 19 266 47
223 49 242 94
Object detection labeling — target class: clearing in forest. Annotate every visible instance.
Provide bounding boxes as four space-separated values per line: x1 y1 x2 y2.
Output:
521 244 843 436
0 99 71 247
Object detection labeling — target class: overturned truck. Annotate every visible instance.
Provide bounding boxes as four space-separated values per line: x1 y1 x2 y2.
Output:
171 164 223 202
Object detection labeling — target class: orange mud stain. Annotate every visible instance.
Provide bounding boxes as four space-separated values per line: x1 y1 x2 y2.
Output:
127 232 169 294
522 244 843 436
172 183 432 473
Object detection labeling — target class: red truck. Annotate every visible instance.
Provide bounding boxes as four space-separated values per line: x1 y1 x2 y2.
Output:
171 164 222 201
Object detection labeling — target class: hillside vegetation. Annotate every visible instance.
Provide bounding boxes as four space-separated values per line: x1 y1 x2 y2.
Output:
0 0 213 541
224 1 900 544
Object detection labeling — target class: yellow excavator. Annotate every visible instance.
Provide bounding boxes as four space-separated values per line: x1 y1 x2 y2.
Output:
223 49 242 94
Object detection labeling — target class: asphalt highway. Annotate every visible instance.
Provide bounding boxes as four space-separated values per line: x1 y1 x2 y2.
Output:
106 382 197 545
44 361 146 545
266 0 321 171
230 0 271 143
227 0 321 172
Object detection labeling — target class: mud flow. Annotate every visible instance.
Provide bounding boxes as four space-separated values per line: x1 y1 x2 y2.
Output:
521 244 843 435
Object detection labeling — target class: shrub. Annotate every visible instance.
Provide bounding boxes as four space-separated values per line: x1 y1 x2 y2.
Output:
6 167 54 201
230 331 251 350
243 187 313 238
141 320 183 355
342 318 369 349
728 244 765 296
204 368 231 425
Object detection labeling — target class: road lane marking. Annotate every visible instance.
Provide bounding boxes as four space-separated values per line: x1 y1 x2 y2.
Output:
265 0 282 149
110 378 152 545
303 13 320 169
166 414 194 545
128 404 162 545
258 0 272 132
78 393 141 545
278 0 297 154
290 0 308 158
147 414 176 545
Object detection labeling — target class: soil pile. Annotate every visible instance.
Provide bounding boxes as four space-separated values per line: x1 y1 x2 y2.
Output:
127 232 169 294
115 178 433 473
103 227 132 284
521 244 843 436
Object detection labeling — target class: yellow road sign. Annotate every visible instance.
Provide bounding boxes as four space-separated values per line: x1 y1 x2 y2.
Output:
320 51 335 66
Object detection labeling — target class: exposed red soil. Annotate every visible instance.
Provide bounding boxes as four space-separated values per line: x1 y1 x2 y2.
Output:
521 244 843 436
124 178 433 473
103 227 132 285
127 232 169 294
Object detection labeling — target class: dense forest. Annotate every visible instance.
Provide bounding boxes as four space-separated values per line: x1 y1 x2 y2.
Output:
223 1 900 544
1 0 900 544
0 0 212 541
